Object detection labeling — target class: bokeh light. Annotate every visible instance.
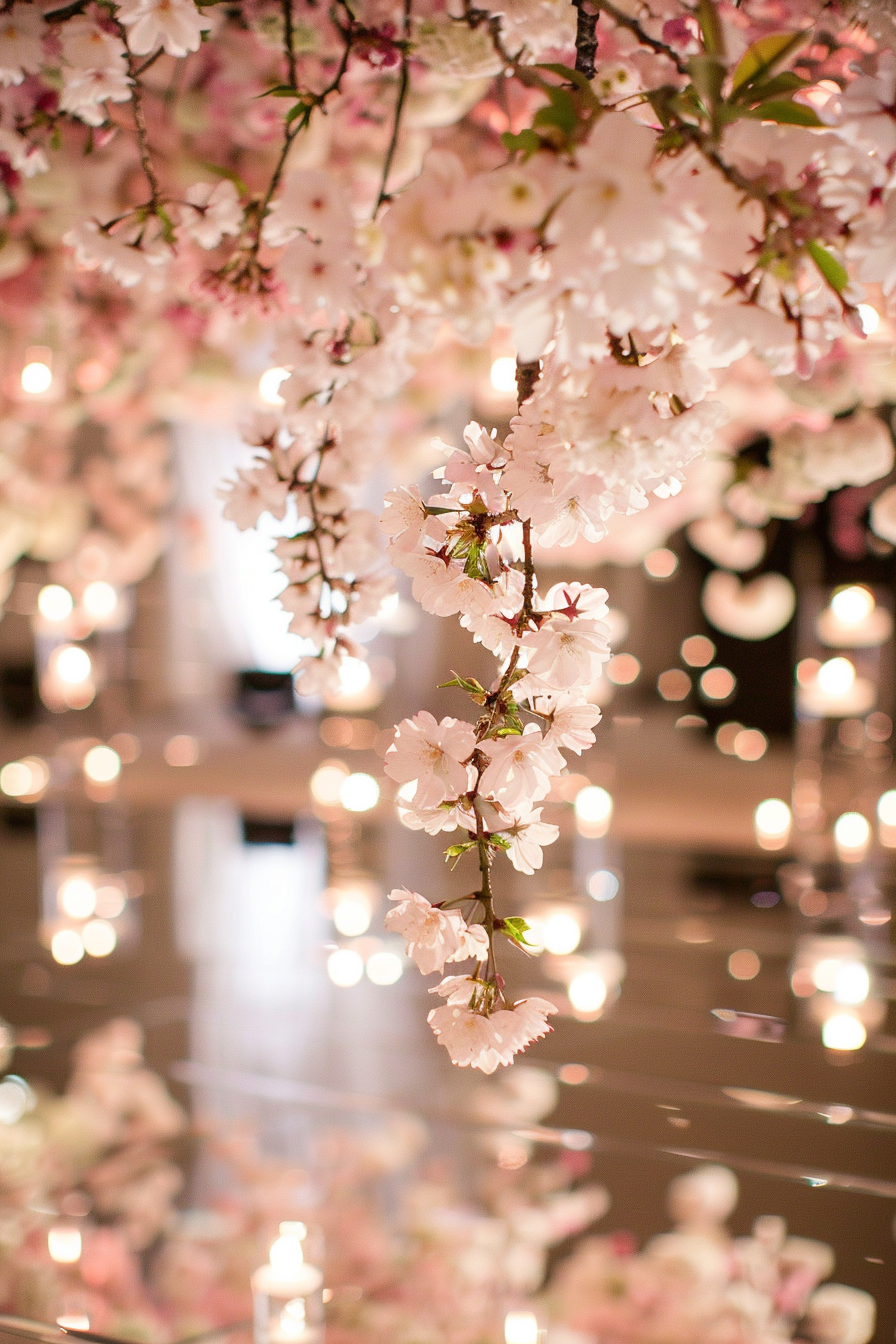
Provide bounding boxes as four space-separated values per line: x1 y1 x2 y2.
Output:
700 667 736 701
830 585 874 625
606 654 640 685
366 951 403 985
643 548 678 579
568 971 607 1014
259 366 289 405
51 929 85 965
821 1012 866 1051
728 949 760 980
657 669 691 701
38 585 74 622
833 811 870 861
327 948 364 986
681 635 715 667
83 745 121 784
574 785 612 838
164 735 200 767
754 798 791 850
83 919 117 957
541 911 581 956
58 876 96 919
817 657 855 697
47 1226 82 1264
586 870 619 902
339 772 380 812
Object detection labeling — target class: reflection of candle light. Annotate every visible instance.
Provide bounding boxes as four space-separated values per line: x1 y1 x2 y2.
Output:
833 811 870 863
818 658 854 697
505 1312 539 1344
822 1012 866 1051
277 1301 307 1340
754 799 791 851
48 1225 82 1263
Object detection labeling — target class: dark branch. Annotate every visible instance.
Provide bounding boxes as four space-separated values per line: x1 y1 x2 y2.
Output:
572 1 599 78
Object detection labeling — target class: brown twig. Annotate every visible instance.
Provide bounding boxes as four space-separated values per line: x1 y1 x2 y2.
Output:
572 0 599 78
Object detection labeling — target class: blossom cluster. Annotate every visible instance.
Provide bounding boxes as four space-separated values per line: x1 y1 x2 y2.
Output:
380 415 617 1070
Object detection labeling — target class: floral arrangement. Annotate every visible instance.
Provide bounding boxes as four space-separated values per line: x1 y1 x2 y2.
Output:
0 1021 879 1344
3 0 896 1063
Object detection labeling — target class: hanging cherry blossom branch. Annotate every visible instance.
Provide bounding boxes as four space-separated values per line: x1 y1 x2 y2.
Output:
219 418 393 693
380 371 626 1070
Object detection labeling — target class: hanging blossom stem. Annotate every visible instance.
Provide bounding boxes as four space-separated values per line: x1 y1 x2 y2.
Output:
117 32 163 214
374 0 413 213
282 0 298 90
469 357 541 1000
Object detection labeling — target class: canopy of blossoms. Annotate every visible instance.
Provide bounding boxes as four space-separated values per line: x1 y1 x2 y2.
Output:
3 0 896 1070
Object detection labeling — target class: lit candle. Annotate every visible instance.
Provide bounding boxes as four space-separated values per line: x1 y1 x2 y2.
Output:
816 586 892 649
797 657 875 718
252 1223 324 1344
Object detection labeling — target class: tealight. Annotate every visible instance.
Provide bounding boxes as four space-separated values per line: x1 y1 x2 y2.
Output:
252 1223 324 1344
817 586 892 648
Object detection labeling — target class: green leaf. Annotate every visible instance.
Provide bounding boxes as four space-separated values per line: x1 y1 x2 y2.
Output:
745 99 825 126
261 84 302 98
285 101 312 127
730 30 809 94
805 239 849 294
438 674 486 696
696 0 726 59
735 70 808 103
533 87 577 137
687 54 726 111
444 841 477 869
500 917 535 948
536 61 601 107
501 128 541 158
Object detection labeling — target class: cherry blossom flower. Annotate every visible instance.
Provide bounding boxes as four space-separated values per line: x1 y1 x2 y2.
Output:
64 221 171 289
385 889 488 975
500 803 560 875
384 712 476 808
262 170 355 249
179 181 244 250
541 696 603 756
0 128 47 177
427 987 558 1072
116 0 211 57
60 67 132 125
478 726 563 808
380 486 428 553
219 462 290 529
523 615 611 691
0 4 44 86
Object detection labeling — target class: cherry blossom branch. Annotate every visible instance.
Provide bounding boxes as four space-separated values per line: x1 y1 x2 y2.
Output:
117 29 164 216
572 0 599 79
374 0 412 213
592 0 688 75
